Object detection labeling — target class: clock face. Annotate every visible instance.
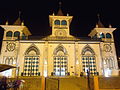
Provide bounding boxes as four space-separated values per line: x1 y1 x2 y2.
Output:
6 43 16 52
104 44 112 52
55 30 66 37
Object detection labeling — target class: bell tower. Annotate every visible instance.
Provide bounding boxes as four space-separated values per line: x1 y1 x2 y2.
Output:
49 2 73 37
0 13 31 77
89 14 118 76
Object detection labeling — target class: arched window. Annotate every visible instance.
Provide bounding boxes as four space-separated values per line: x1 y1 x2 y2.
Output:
22 33 26 39
53 45 68 76
104 57 114 69
81 45 97 75
61 20 67 25
92 34 97 39
6 31 13 37
54 20 60 25
9 58 13 65
5 57 9 64
14 31 20 37
23 45 40 76
109 58 114 69
5 57 13 65
106 33 112 38
100 32 105 38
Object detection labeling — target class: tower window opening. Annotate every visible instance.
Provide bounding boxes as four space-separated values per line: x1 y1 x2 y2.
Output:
106 33 112 38
61 20 67 25
100 32 105 38
6 31 13 37
14 31 20 37
22 33 26 39
54 20 60 25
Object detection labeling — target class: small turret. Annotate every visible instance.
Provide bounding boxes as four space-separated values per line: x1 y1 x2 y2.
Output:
109 24 112 28
21 21 24 26
5 21 8 25
89 13 116 42
49 2 73 37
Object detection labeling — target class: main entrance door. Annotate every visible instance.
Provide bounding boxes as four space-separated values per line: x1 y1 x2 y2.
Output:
53 56 67 76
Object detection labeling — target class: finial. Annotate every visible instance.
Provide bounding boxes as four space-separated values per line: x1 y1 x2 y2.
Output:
96 23 98 28
5 21 8 25
109 24 112 28
52 12 55 16
21 21 24 26
97 13 100 17
67 13 69 16
57 1 64 16
97 14 100 21
59 2 62 8
19 11 21 18
96 13 105 28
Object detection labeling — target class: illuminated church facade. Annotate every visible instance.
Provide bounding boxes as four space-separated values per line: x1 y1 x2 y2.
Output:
0 9 119 77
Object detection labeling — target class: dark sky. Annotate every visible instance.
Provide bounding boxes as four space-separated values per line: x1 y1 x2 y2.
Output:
0 0 120 56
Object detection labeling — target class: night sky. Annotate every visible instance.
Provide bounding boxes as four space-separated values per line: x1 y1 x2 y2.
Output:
0 0 120 56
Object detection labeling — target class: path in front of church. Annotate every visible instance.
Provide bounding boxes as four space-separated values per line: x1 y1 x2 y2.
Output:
45 76 90 90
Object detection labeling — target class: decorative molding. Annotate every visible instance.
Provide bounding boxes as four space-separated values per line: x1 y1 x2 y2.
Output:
25 43 40 55
53 44 67 55
81 44 95 55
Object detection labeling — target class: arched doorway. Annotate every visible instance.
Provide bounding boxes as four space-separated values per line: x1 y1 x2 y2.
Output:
81 45 97 75
22 45 40 76
53 45 68 76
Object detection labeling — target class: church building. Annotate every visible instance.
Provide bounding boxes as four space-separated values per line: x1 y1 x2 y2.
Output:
0 8 119 77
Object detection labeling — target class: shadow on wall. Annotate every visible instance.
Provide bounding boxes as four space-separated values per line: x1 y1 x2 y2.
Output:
0 27 4 53
113 28 120 68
